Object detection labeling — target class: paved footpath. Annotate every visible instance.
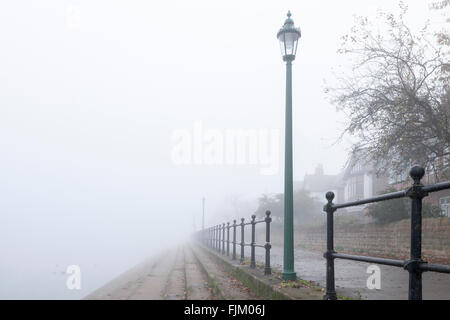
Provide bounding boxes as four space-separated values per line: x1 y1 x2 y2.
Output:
85 245 255 300
250 246 450 300
86 244 450 300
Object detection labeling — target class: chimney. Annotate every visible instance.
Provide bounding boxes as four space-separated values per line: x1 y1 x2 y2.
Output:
315 163 324 176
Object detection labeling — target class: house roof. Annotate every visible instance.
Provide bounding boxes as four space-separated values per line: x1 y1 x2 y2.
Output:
341 150 375 180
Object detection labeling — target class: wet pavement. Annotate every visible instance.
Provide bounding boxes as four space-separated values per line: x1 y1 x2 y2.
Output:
250 246 450 300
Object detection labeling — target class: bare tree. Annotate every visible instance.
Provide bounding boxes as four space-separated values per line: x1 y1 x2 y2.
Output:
327 2 449 181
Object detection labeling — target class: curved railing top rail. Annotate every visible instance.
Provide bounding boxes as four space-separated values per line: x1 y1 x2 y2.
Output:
423 180 450 193
206 211 272 228
330 190 406 209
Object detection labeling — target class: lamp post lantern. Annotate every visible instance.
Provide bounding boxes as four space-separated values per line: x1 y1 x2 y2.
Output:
277 10 300 281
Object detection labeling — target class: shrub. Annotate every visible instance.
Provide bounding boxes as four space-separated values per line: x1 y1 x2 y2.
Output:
367 188 444 224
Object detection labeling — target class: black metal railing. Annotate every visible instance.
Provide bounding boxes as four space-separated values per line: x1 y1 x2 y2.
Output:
197 210 272 275
323 165 450 300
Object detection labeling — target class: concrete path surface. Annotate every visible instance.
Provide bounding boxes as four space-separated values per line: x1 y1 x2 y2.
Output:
85 247 182 300
86 243 449 300
190 245 258 300
85 245 255 300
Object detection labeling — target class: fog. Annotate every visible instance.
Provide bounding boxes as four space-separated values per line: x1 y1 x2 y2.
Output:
0 0 437 299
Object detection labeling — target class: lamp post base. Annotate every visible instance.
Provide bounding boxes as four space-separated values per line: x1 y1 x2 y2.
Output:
281 271 297 281
323 292 338 300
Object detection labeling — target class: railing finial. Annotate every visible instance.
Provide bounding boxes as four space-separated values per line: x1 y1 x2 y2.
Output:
410 165 425 185
326 191 335 203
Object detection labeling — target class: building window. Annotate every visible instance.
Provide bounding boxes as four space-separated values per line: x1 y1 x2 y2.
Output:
351 162 363 174
439 196 450 217
348 175 364 200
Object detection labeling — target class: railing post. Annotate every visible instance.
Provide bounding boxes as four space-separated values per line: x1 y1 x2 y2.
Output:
264 210 272 275
240 218 245 263
323 191 337 300
222 223 226 255
232 220 237 260
218 224 221 253
213 226 216 250
250 215 256 268
405 165 427 300
227 222 230 256
214 225 219 250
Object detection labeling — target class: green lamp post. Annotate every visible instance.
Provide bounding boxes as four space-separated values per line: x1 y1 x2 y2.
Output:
277 10 301 281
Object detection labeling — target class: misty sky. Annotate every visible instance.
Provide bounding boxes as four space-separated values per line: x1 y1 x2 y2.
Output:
0 1 441 298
